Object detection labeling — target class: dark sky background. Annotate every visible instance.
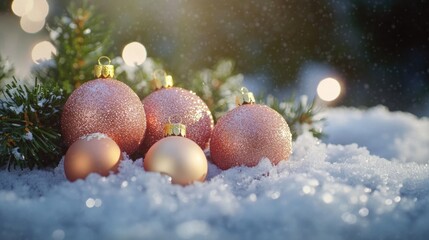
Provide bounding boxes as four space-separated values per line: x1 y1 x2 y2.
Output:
1 0 429 115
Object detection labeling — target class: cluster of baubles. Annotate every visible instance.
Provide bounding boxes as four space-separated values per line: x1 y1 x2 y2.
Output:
61 57 292 185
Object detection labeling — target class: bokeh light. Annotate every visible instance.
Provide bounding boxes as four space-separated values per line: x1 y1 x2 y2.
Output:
11 0 34 17
20 16 45 34
12 0 49 34
122 42 147 66
26 0 49 22
317 77 342 102
31 41 56 63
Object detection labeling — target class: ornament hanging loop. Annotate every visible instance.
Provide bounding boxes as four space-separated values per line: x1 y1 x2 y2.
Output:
94 56 115 79
164 116 186 137
98 56 111 65
153 69 167 79
152 69 174 90
236 87 255 106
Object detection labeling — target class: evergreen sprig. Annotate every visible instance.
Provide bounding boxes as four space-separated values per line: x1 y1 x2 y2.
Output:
0 78 66 170
185 60 244 120
262 95 324 140
184 60 324 139
0 55 14 85
35 0 112 93
114 57 164 99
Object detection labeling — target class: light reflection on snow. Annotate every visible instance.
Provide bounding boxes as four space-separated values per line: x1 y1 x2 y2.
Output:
322 193 333 204
51 229 65 240
85 198 95 208
358 208 369 217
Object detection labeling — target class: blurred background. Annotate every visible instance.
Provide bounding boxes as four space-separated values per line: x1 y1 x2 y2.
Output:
1 0 428 115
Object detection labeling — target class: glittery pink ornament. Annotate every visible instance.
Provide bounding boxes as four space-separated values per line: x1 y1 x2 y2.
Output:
61 57 146 154
210 88 292 170
140 71 213 154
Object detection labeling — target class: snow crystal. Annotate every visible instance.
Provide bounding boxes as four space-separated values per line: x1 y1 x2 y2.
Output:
79 133 109 141
83 28 91 35
9 104 24 114
37 98 47 107
1 107 429 239
11 147 23 161
23 132 33 141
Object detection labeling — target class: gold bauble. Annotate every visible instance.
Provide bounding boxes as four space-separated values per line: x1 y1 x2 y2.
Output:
144 136 208 185
64 133 121 182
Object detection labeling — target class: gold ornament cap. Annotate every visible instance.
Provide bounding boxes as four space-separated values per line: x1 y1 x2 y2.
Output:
152 69 174 90
236 87 255 106
94 56 114 78
164 117 186 137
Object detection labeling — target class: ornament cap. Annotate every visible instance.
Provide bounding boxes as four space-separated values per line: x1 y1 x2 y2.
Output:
164 116 186 137
152 69 174 90
236 87 255 105
94 56 114 78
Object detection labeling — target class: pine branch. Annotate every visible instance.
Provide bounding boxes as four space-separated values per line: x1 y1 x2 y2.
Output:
0 55 14 85
34 0 112 93
262 95 325 140
113 57 164 99
0 78 66 170
184 60 244 120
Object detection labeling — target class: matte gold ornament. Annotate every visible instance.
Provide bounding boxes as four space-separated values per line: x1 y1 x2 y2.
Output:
140 70 213 154
210 88 293 170
144 121 208 185
64 133 121 182
61 56 146 154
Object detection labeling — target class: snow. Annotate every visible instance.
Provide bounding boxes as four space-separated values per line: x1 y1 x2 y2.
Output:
1 106 429 239
324 106 429 164
10 147 23 161
23 131 33 141
8 104 24 114
79 132 109 141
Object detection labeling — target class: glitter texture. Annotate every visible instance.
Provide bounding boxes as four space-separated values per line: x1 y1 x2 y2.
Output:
61 78 146 154
141 87 214 153
210 104 292 170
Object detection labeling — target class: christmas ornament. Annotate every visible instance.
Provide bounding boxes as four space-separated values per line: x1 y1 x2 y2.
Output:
64 133 121 182
210 88 292 170
144 119 208 185
61 56 146 154
140 70 213 154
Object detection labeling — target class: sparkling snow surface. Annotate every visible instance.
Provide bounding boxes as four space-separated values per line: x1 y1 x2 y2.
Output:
1 106 429 240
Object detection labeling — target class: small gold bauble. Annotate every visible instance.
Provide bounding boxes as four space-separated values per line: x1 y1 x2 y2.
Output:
64 133 121 182
143 136 208 185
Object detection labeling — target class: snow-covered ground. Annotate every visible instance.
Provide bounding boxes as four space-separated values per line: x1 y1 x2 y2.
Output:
1 106 428 240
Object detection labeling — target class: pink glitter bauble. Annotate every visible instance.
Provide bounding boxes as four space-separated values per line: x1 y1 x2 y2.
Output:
141 87 214 154
210 104 292 170
61 78 146 154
